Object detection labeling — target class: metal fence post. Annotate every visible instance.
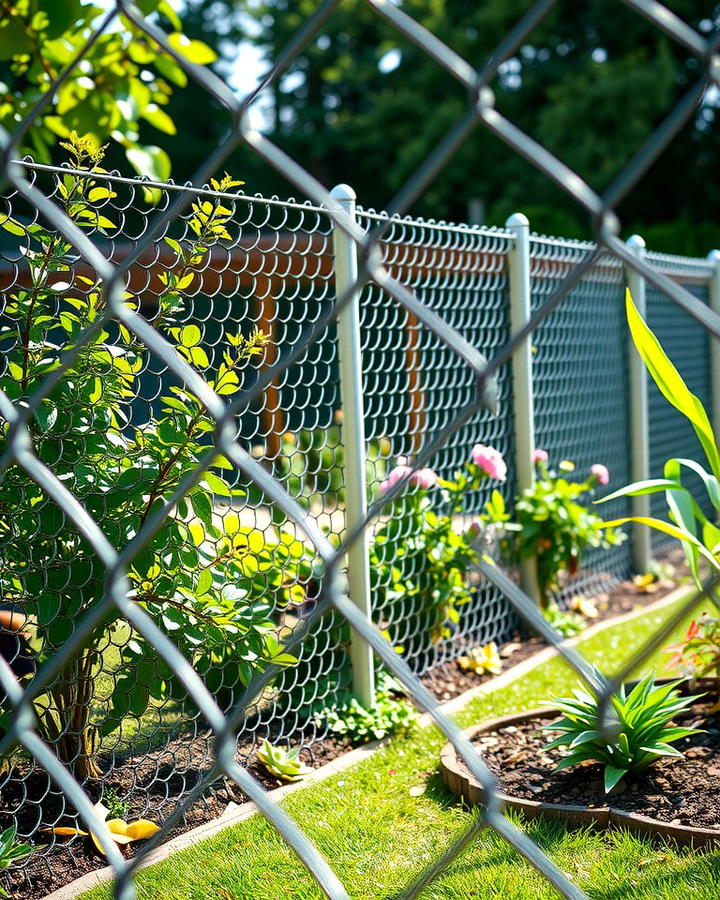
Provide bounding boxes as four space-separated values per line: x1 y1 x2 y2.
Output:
707 250 720 443
330 184 375 708
625 234 651 574
505 213 539 604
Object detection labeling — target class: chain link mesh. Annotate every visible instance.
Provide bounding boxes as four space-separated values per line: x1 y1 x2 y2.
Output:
0 1 719 898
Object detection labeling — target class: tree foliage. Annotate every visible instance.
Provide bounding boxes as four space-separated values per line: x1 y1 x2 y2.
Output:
0 134 310 777
0 0 217 179
168 0 719 251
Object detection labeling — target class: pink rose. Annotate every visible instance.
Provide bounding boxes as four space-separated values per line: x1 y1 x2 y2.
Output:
410 467 437 490
379 465 412 494
591 463 610 486
471 444 507 482
532 448 548 464
379 464 437 494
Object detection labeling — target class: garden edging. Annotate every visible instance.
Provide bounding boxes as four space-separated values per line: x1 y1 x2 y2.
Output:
440 707 720 847
42 583 691 900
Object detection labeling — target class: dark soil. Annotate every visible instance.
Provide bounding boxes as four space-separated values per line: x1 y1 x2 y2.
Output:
1 731 349 899
1 559 689 898
463 700 720 831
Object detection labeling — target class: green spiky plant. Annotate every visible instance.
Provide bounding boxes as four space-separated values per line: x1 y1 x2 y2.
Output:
0 825 32 897
544 674 700 792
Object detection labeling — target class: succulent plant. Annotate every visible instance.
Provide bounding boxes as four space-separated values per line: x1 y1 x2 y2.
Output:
257 740 312 782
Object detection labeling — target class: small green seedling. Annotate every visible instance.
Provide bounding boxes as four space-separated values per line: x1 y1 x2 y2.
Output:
102 786 128 820
257 740 312 782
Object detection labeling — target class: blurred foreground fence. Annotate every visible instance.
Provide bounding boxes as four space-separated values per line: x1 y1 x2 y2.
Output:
0 157 716 893
3 3 720 894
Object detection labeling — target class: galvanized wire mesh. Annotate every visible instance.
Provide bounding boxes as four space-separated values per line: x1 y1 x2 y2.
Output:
0 1 719 899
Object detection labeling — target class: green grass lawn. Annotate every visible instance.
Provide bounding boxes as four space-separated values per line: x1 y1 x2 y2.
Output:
81 591 720 899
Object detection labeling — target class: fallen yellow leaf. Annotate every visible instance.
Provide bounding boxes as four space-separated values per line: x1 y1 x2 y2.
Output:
47 801 160 856
570 596 599 619
125 820 161 840
43 826 88 837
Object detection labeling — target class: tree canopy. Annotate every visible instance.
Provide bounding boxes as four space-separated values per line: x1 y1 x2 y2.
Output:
159 0 720 252
0 0 217 179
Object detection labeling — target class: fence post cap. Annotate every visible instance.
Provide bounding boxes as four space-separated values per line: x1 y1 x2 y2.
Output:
505 212 529 228
707 249 720 264
626 233 646 251
330 183 356 202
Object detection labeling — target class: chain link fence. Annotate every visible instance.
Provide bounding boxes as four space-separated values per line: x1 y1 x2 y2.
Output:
0 1 719 899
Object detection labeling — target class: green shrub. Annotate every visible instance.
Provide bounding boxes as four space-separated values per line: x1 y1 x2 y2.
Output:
0 135 306 776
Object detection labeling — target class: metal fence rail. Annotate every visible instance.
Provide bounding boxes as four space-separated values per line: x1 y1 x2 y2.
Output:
0 1 719 899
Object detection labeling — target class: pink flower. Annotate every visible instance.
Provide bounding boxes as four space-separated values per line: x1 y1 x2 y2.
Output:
471 444 507 482
591 463 610 486
410 468 438 490
379 464 437 494
532 448 548 464
379 465 412 494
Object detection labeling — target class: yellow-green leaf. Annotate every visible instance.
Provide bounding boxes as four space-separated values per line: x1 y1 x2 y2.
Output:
626 289 720 478
179 324 201 347
188 520 205 546
167 33 217 65
604 515 720 571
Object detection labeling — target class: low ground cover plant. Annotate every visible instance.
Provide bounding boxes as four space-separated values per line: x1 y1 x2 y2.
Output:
316 673 418 743
257 739 312 782
484 453 624 609
542 603 586 638
544 674 700 792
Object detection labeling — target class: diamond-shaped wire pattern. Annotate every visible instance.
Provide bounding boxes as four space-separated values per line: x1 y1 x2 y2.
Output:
1 2 720 898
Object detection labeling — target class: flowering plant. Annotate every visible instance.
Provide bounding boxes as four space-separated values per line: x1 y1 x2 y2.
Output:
664 615 720 701
371 445 506 648
457 642 502 675
484 454 623 608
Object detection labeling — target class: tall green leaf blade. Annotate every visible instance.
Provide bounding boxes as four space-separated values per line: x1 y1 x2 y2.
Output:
626 289 720 478
595 478 684 504
603 516 720 572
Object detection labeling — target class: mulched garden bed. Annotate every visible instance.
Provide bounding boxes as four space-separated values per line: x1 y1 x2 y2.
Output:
452 698 720 834
1 558 690 898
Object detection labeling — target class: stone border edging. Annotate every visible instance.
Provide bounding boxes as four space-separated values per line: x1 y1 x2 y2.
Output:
43 582 692 899
439 707 720 848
